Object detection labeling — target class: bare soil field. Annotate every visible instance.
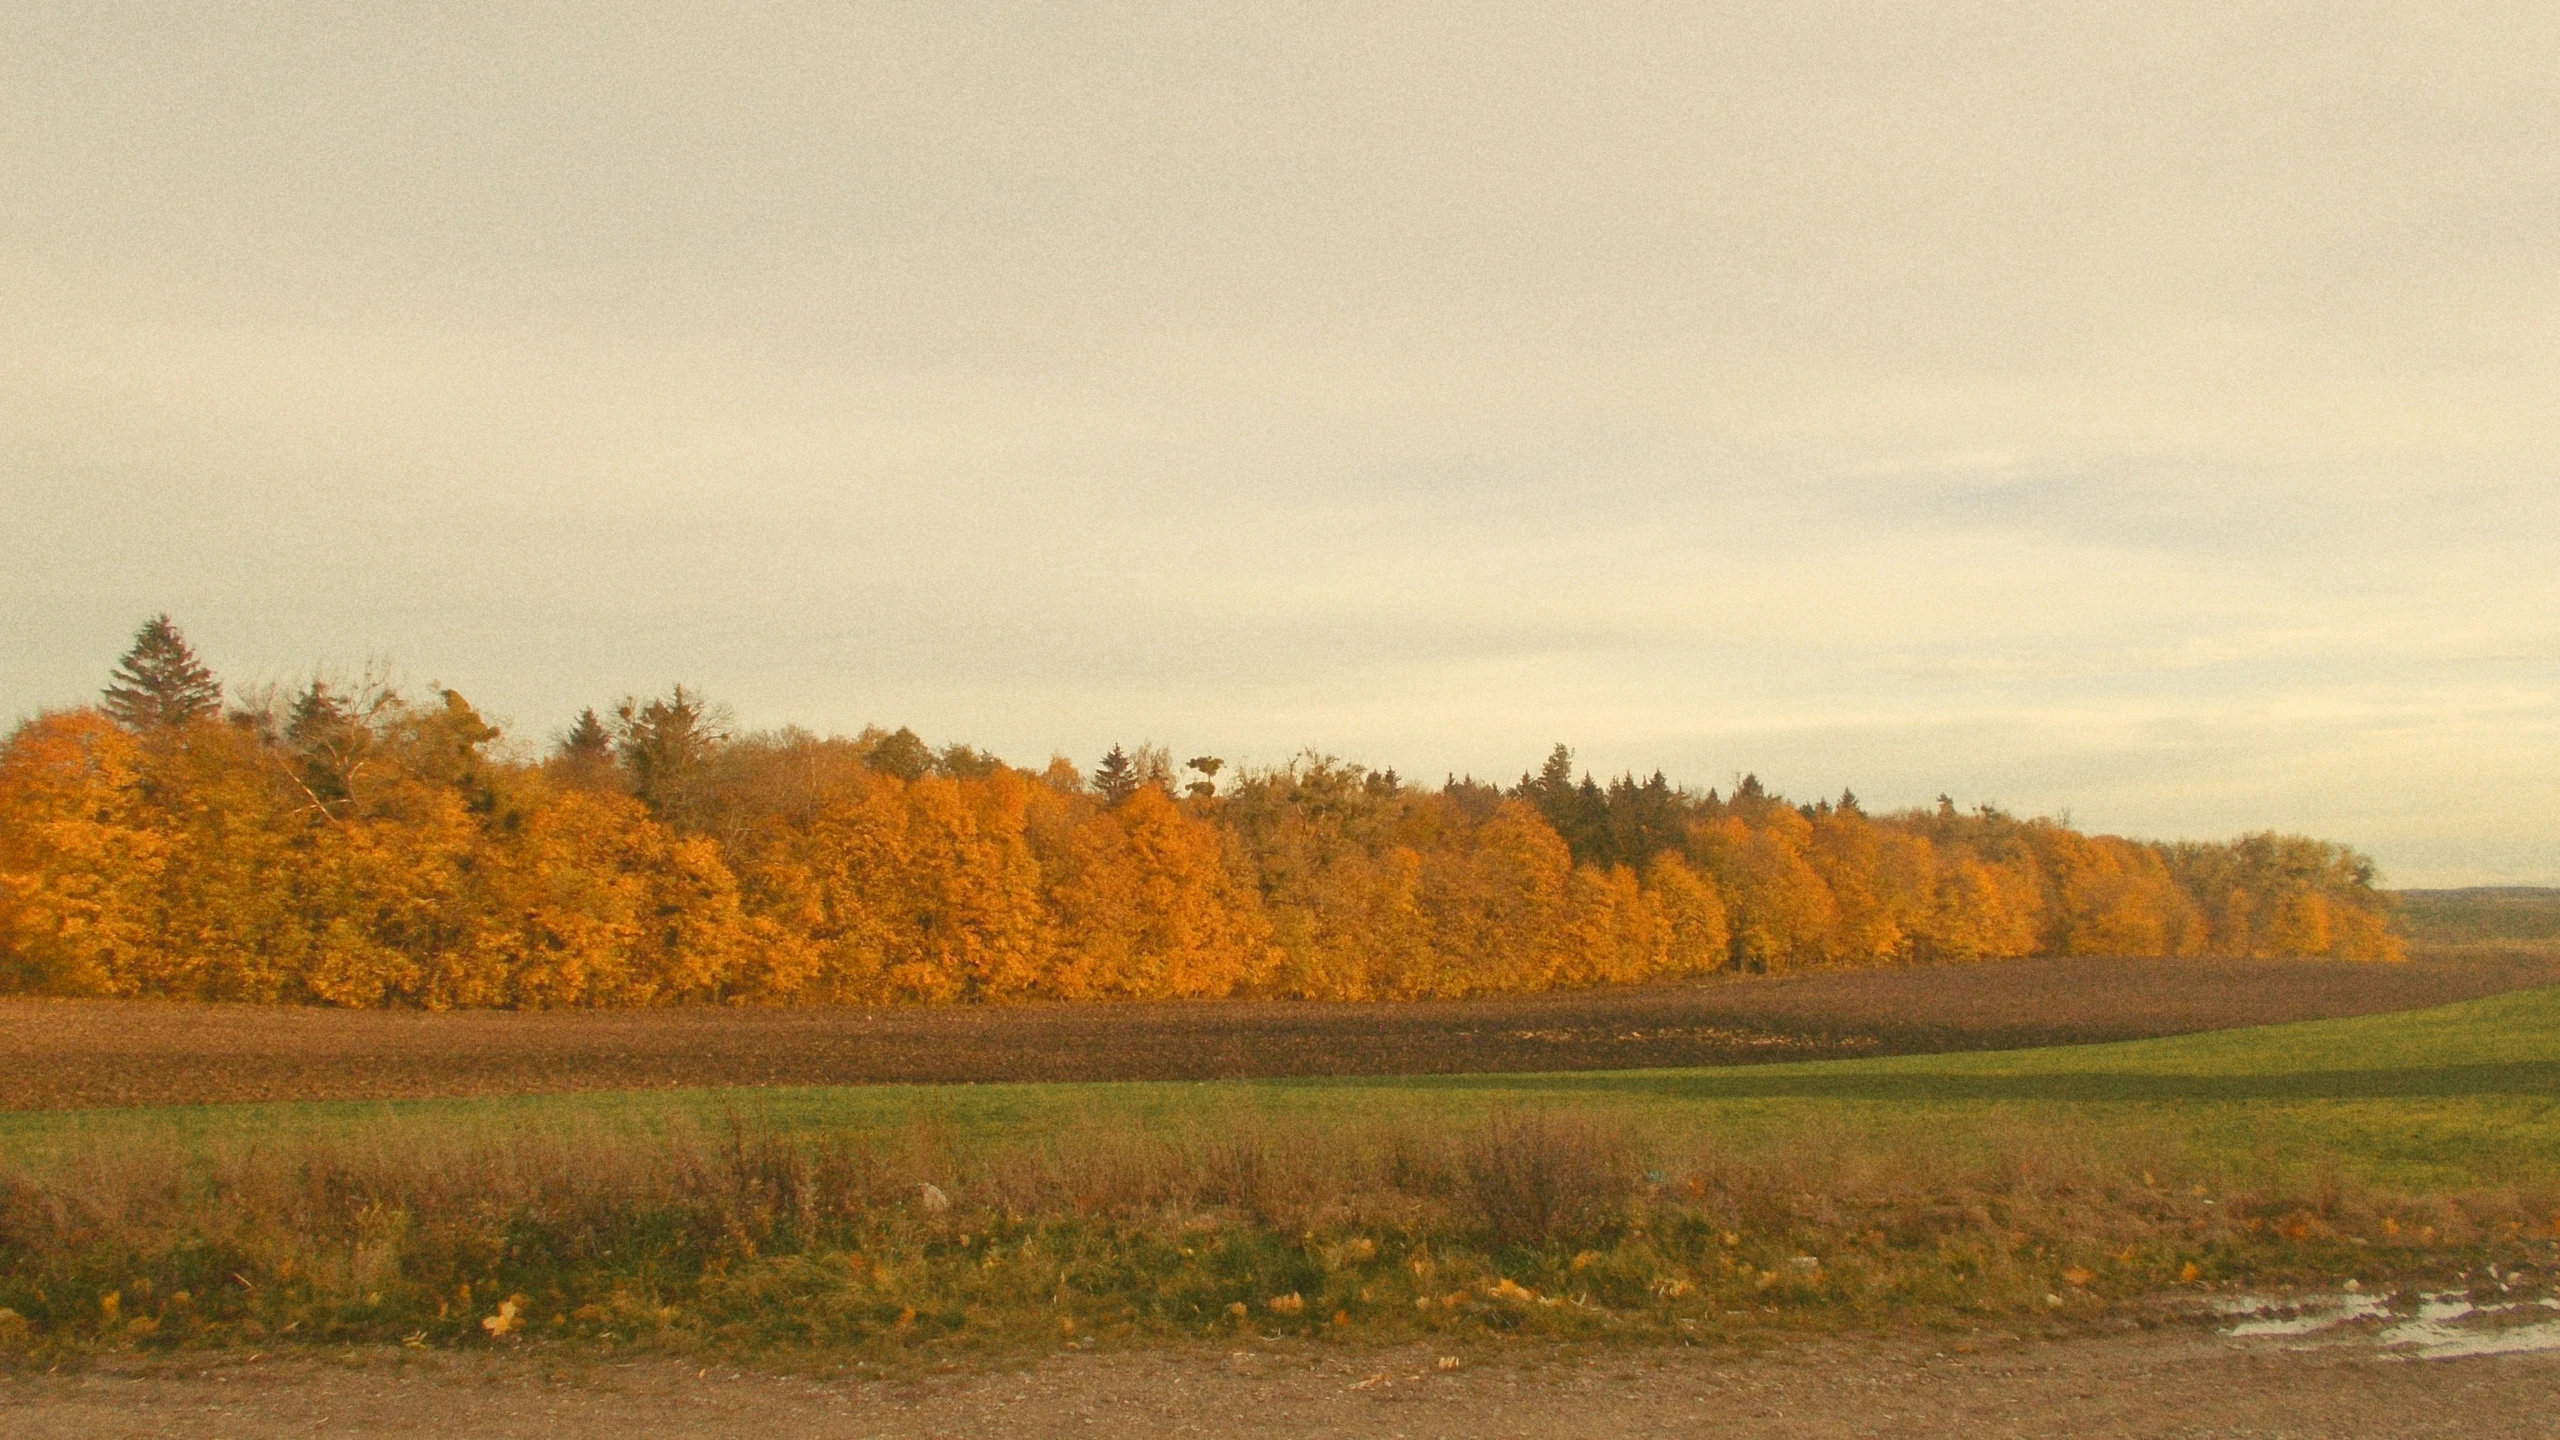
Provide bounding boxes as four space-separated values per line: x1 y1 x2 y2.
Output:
6 1325 2555 1440
6 949 2555 1111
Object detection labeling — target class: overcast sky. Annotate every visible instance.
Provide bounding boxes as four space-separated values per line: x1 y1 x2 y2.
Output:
4 4 2554 885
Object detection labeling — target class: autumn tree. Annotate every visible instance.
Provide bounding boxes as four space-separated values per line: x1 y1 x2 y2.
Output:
866 726 933 781
0 711 164 994
1421 800 1573 993
1688 808 1839 972
4 635 2425 1011
1046 785 1272 999
936 742 1007 780
1223 754 1430 998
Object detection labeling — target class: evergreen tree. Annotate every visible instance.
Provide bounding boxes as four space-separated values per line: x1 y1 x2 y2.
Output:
561 708 612 760
614 685 729 828
101 615 222 732
1091 744 1140 806
550 707 619 791
1514 744 1608 864
284 679 382 811
1598 770 1686 867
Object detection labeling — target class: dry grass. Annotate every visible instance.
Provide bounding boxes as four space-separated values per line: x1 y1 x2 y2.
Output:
5 1107 2555 1362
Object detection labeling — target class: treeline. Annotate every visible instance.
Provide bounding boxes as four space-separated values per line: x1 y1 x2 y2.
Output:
0 620 2401 1008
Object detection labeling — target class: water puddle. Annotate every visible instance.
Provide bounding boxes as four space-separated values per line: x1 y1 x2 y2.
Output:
2215 1290 2392 1336
2218 1288 2560 1360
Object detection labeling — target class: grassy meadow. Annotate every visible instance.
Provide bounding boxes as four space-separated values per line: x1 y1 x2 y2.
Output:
4 976 2558 1362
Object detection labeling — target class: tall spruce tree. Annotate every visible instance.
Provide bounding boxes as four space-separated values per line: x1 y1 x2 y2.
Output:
102 614 222 731
551 707 618 788
1091 744 1140 806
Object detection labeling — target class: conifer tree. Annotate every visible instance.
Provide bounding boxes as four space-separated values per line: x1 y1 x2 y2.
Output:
614 685 728 827
548 707 622 791
1091 745 1139 806
101 615 222 732
560 708 612 762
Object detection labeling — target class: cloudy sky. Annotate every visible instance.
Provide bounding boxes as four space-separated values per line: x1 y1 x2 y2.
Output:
4 4 2553 884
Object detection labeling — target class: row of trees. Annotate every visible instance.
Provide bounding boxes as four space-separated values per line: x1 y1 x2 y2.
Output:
0 620 2402 1008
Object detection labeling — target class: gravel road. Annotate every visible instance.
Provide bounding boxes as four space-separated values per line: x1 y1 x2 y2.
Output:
6 1325 2553 1439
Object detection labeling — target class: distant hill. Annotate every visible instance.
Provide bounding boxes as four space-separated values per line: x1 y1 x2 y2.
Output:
2394 887 2560 946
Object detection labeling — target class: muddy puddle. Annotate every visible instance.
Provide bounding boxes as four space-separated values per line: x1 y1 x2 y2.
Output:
2219 1278 2560 1360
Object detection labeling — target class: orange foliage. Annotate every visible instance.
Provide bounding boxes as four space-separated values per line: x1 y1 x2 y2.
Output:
0 711 163 996
1048 786 1273 999
0 691 2408 1007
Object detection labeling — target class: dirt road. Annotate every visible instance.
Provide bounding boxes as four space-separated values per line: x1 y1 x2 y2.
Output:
6 1326 2552 1439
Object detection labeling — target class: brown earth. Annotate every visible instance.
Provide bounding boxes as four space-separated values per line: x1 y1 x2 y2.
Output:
6 949 2555 1112
4 1326 2553 1439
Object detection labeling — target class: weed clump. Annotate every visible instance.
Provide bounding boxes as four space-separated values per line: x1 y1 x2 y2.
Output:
1462 1113 1635 1247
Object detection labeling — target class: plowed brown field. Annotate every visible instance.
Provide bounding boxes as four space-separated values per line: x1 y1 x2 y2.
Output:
7 949 2553 1112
